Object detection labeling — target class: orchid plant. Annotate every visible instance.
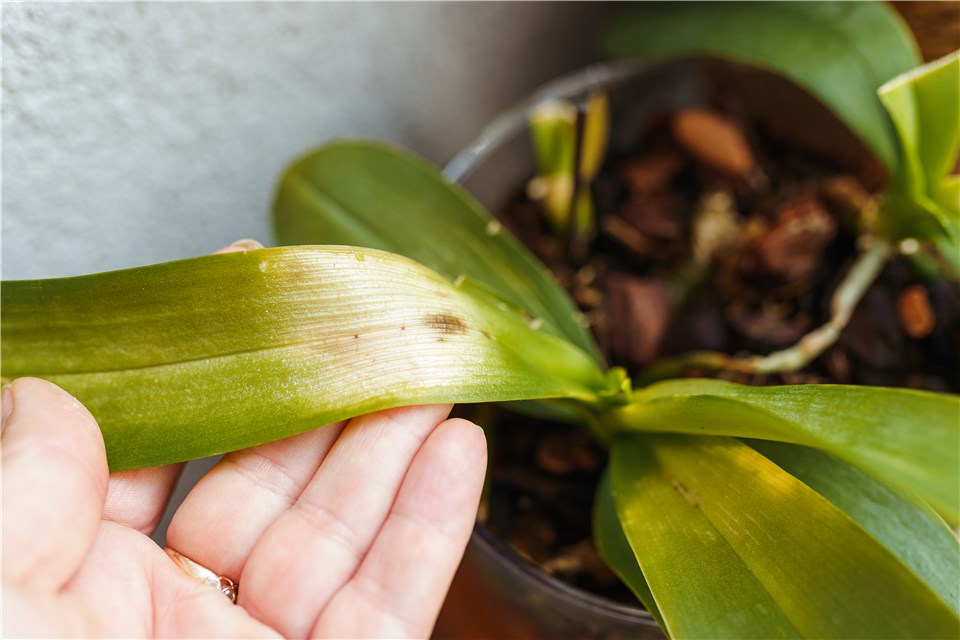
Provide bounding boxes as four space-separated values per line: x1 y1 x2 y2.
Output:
2 2 958 637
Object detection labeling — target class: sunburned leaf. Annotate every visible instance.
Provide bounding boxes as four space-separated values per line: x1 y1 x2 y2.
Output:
1 246 610 470
602 1 920 173
272 141 599 359
610 434 960 639
614 380 960 524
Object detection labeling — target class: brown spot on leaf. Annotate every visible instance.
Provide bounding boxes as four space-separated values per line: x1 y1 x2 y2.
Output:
667 473 700 509
423 313 468 336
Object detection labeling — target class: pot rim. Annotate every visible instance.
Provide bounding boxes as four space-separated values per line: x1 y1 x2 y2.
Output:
443 59 649 184
442 58 663 627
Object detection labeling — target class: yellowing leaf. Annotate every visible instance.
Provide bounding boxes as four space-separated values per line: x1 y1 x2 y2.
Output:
2 246 609 470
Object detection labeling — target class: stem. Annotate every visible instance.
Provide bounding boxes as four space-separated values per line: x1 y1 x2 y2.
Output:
638 239 892 383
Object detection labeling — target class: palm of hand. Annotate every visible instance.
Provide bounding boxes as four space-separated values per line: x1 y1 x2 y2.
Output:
2 378 485 638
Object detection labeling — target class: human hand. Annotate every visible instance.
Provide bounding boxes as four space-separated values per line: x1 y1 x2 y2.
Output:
2 377 485 637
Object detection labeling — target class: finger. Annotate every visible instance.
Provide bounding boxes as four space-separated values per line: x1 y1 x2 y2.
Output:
62 521 160 636
166 422 346 580
238 405 453 639
314 418 486 639
103 463 185 535
158 581 282 640
1 378 108 590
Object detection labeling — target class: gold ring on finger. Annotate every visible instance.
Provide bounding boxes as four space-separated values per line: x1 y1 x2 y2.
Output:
164 547 238 604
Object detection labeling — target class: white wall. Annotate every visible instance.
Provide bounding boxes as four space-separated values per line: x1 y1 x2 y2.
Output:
2 1 611 279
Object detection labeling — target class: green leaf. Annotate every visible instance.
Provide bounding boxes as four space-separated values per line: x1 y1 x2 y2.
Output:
941 174 960 218
602 1 920 173
748 440 959 613
881 52 960 200
611 434 960 639
272 140 599 359
593 469 665 629
878 51 960 263
614 379 960 524
1 246 609 470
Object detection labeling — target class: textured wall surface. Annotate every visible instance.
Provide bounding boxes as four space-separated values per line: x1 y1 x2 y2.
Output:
3 2 610 279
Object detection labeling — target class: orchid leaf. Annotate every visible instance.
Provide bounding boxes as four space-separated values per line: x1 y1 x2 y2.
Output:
610 434 959 639
880 52 960 202
748 440 959 612
878 51 960 267
1 246 610 470
615 380 960 524
596 439 960 634
272 141 599 359
593 469 664 629
602 1 920 173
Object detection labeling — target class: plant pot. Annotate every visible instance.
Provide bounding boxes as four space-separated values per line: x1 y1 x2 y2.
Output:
433 57 882 639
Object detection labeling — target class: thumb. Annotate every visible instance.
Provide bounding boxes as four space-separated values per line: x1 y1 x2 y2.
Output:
1 377 108 591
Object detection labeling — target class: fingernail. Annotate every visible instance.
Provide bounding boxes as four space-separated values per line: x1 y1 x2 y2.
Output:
229 239 264 251
1 383 14 435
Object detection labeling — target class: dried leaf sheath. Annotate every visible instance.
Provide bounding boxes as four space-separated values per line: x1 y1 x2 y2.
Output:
1 246 609 470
